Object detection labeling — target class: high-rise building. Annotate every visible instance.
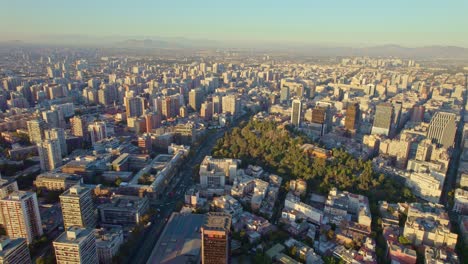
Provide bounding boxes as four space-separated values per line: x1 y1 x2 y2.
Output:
280 86 290 104
88 121 107 144
345 103 360 131
37 139 62 171
26 119 47 144
42 109 64 129
291 99 302 126
201 212 232 264
222 95 239 116
53 227 98 264
212 95 222 114
60 185 96 229
189 89 204 112
0 191 43 244
201 102 213 121
371 103 394 136
410 105 425 123
427 112 457 148
71 116 87 138
124 96 145 118
308 106 332 136
45 128 67 157
0 236 31 264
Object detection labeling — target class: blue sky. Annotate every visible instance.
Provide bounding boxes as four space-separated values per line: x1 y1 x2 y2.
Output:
1 0 467 47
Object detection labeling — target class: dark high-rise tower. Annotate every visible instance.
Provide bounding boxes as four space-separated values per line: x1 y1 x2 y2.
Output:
201 212 231 264
345 102 360 131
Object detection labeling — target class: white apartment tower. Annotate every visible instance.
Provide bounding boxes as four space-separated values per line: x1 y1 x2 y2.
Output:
60 185 96 229
37 139 62 171
0 191 43 244
53 227 98 264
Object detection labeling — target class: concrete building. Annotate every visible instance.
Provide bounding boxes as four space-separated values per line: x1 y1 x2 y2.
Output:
189 88 204 112
345 102 360 131
291 99 302 126
222 95 239 116
324 188 372 228
0 236 31 264
125 96 145 118
199 156 239 188
372 103 394 136
53 227 98 264
427 112 457 148
95 227 124 264
60 185 96 229
0 178 18 200
283 192 323 225
201 212 232 264
453 188 468 214
405 172 444 203
98 195 149 226
26 119 46 144
0 191 43 244
70 116 87 138
403 203 457 249
45 128 67 157
37 139 62 171
88 121 107 144
147 213 205 264
34 172 82 191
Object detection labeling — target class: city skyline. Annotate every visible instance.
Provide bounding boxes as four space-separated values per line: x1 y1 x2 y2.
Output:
1 0 467 47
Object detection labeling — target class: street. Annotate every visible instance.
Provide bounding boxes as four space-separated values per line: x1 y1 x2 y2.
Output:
127 115 250 264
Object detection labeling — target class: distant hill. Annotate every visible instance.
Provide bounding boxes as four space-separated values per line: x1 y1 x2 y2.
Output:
349 45 468 58
1 36 467 59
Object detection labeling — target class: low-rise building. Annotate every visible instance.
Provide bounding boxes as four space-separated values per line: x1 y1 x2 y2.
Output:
34 172 82 191
283 192 323 225
98 195 149 226
453 188 468 214
403 203 458 249
95 227 124 264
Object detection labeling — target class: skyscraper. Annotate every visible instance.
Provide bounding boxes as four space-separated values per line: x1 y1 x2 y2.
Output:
42 109 64 129
280 86 290 104
222 95 239 116
212 95 222 114
371 103 394 136
124 96 145 118
37 139 62 171
53 227 98 264
0 191 43 244
88 121 107 144
201 102 213 121
71 116 87 138
45 128 67 157
427 112 457 148
308 106 332 136
189 88 204 112
201 212 231 264
60 185 96 229
0 236 31 264
26 119 47 144
291 99 302 126
345 103 360 131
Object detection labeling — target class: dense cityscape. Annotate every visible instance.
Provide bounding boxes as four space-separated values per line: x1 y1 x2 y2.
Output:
1 1 468 264
0 45 466 264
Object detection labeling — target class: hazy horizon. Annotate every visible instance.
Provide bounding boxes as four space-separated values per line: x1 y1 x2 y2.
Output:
1 0 467 48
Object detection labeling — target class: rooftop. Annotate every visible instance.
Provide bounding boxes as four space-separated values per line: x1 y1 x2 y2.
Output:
146 213 205 264
203 212 232 231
